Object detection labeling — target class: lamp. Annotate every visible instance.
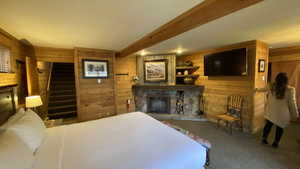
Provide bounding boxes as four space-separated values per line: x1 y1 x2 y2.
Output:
26 95 43 110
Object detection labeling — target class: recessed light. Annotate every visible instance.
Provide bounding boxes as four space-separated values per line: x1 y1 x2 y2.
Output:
176 49 183 55
140 50 147 56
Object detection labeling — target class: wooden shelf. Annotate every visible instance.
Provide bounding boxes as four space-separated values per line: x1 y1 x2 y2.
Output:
176 66 199 70
176 74 199 78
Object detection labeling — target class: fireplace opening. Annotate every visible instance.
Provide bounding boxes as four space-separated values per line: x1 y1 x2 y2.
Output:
147 95 170 114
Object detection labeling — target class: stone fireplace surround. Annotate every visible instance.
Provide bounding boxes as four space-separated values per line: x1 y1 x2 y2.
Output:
133 85 205 120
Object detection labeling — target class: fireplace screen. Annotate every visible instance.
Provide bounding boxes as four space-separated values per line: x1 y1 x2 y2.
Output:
147 96 170 114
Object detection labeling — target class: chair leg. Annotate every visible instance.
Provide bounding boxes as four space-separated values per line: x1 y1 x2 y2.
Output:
230 123 233 135
226 121 229 132
205 149 210 167
240 121 243 132
217 119 220 128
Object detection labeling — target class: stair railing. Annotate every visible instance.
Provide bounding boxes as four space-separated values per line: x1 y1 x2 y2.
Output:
45 63 53 119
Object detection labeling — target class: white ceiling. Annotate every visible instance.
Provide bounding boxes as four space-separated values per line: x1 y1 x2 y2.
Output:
0 0 201 50
1 0 300 55
148 0 300 55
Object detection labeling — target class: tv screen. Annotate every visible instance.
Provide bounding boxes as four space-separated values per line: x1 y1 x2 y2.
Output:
204 48 247 76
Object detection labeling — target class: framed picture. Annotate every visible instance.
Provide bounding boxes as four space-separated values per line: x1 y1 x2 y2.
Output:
144 59 168 82
82 59 108 78
258 59 265 72
0 46 11 73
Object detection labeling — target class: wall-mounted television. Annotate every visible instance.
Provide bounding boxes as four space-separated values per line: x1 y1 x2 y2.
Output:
204 48 248 76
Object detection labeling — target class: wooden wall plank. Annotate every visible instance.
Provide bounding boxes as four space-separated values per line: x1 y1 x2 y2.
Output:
74 47 117 121
115 55 137 114
270 45 300 62
270 45 300 57
0 27 27 105
25 56 39 96
35 46 74 63
0 73 17 87
270 53 300 62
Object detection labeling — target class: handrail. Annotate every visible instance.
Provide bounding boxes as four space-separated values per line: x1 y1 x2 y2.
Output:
45 63 53 120
47 63 53 92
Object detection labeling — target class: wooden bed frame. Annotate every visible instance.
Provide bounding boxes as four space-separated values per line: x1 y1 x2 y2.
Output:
0 86 17 126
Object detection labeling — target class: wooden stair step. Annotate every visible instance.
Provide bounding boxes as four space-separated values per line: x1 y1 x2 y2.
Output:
50 94 75 98
48 99 76 106
48 111 76 117
52 81 75 84
51 90 75 94
49 95 75 100
49 99 75 103
51 85 75 89
48 105 76 111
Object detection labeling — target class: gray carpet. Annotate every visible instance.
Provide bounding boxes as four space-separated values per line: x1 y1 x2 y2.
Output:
165 120 300 169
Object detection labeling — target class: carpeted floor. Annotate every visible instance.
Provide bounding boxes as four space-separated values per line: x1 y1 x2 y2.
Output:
165 120 300 169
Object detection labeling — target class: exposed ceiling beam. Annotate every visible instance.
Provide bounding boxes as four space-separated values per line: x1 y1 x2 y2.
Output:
119 0 264 57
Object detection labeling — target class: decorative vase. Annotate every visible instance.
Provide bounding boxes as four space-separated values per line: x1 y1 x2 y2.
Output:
184 70 189 75
184 77 194 85
177 72 182 75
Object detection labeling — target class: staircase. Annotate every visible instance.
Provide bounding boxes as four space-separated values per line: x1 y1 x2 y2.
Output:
47 63 77 119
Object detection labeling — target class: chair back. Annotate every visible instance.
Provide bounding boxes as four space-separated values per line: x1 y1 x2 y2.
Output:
227 95 243 118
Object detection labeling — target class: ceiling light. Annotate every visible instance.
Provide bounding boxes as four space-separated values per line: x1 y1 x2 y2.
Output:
140 50 147 56
176 49 183 55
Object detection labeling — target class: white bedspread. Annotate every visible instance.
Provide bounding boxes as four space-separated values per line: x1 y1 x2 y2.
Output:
33 112 206 169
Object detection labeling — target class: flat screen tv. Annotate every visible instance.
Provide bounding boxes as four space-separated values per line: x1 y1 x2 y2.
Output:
204 48 248 76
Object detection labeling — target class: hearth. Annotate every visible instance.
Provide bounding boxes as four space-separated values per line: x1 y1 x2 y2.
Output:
147 95 170 114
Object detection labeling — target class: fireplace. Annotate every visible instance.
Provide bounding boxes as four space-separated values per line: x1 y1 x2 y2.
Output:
133 85 204 117
147 95 170 114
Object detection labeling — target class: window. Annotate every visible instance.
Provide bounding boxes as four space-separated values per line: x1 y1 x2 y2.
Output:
0 45 11 73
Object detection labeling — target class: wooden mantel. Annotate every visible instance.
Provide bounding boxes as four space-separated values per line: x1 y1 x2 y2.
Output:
132 84 204 91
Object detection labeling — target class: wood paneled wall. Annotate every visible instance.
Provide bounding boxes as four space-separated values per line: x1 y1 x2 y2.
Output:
35 46 74 63
74 48 117 121
270 45 300 62
0 73 17 87
115 55 137 114
178 40 268 132
0 28 27 105
252 41 269 133
26 56 39 96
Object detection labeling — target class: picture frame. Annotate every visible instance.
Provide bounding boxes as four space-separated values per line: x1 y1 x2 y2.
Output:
0 45 11 73
144 59 168 82
258 59 265 72
82 59 109 78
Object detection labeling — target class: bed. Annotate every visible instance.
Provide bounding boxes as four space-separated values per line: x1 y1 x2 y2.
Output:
0 86 207 169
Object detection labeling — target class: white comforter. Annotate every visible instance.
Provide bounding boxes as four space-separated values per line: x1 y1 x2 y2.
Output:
33 112 206 169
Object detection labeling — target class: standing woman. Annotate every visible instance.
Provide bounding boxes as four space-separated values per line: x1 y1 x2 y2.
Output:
262 73 299 148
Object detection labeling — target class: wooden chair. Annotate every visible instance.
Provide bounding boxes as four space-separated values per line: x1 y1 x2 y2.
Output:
216 95 243 134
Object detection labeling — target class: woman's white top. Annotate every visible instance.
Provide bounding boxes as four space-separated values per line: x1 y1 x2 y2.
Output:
265 86 299 128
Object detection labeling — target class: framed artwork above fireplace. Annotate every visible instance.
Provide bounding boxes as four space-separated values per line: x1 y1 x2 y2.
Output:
144 59 168 82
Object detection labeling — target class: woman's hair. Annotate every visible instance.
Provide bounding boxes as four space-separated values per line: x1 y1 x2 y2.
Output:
272 73 288 99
